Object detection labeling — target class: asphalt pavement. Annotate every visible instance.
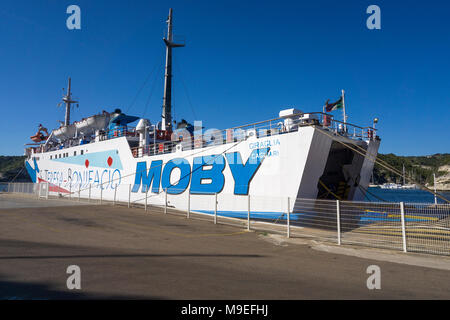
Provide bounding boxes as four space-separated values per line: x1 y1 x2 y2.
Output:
0 194 449 299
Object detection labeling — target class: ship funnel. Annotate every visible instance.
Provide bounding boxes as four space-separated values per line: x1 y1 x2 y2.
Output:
136 119 151 148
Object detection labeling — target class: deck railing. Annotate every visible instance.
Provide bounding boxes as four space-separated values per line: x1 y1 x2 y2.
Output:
130 112 378 158
26 112 378 158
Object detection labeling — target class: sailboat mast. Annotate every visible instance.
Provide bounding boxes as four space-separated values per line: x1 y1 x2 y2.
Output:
402 164 406 185
161 8 184 131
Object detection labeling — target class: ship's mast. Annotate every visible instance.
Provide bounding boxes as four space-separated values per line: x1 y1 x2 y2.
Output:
62 77 78 126
161 8 184 131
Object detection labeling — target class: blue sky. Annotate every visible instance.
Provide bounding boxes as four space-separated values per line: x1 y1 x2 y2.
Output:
0 0 449 156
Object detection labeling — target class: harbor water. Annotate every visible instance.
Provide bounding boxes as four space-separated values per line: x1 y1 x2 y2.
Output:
366 187 450 204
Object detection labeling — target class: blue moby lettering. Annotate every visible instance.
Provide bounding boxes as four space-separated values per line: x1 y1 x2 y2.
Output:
191 155 226 194
132 160 163 193
225 147 270 195
131 148 270 195
161 158 191 194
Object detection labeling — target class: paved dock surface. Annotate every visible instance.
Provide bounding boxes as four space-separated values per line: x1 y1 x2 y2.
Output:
0 194 449 299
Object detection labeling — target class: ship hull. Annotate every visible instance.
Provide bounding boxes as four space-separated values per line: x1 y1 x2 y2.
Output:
25 126 379 218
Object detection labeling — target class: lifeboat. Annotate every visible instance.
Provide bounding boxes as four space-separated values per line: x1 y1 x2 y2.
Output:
74 111 110 136
53 124 76 140
30 125 49 142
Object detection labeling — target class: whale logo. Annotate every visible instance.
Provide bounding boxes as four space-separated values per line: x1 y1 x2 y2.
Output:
25 158 39 183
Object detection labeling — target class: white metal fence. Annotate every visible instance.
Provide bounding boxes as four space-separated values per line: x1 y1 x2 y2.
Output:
2 182 449 256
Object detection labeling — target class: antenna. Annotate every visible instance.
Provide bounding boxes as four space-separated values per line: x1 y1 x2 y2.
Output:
161 8 185 131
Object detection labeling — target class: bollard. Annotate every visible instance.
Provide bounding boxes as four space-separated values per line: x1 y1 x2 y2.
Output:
113 186 117 205
78 184 81 201
100 187 103 205
89 184 91 202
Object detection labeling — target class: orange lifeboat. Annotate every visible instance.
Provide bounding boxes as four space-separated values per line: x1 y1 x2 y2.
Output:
30 125 49 142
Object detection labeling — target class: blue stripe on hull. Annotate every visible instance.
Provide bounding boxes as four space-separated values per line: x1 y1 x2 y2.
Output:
192 210 303 221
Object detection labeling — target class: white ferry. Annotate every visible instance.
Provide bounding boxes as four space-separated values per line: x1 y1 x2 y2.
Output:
25 9 380 218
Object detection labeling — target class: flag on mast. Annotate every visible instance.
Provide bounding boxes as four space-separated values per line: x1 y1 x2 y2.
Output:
324 96 343 112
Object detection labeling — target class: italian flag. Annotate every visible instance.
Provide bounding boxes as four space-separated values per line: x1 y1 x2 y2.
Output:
325 97 343 112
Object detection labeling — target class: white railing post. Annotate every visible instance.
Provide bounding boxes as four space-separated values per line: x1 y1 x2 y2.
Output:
100 186 103 205
69 183 72 199
336 200 341 245
247 194 251 231
214 193 218 224
128 184 131 208
113 186 117 205
287 197 290 238
78 184 81 201
400 202 408 253
89 184 91 202
164 188 167 214
145 188 148 211
187 190 190 219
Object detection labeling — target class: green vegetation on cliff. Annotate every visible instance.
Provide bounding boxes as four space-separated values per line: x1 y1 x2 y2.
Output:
373 153 450 185
0 156 30 182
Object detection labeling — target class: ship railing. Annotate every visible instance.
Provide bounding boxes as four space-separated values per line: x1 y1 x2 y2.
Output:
130 112 378 158
35 112 377 156
30 125 140 154
104 126 139 140
25 145 45 155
